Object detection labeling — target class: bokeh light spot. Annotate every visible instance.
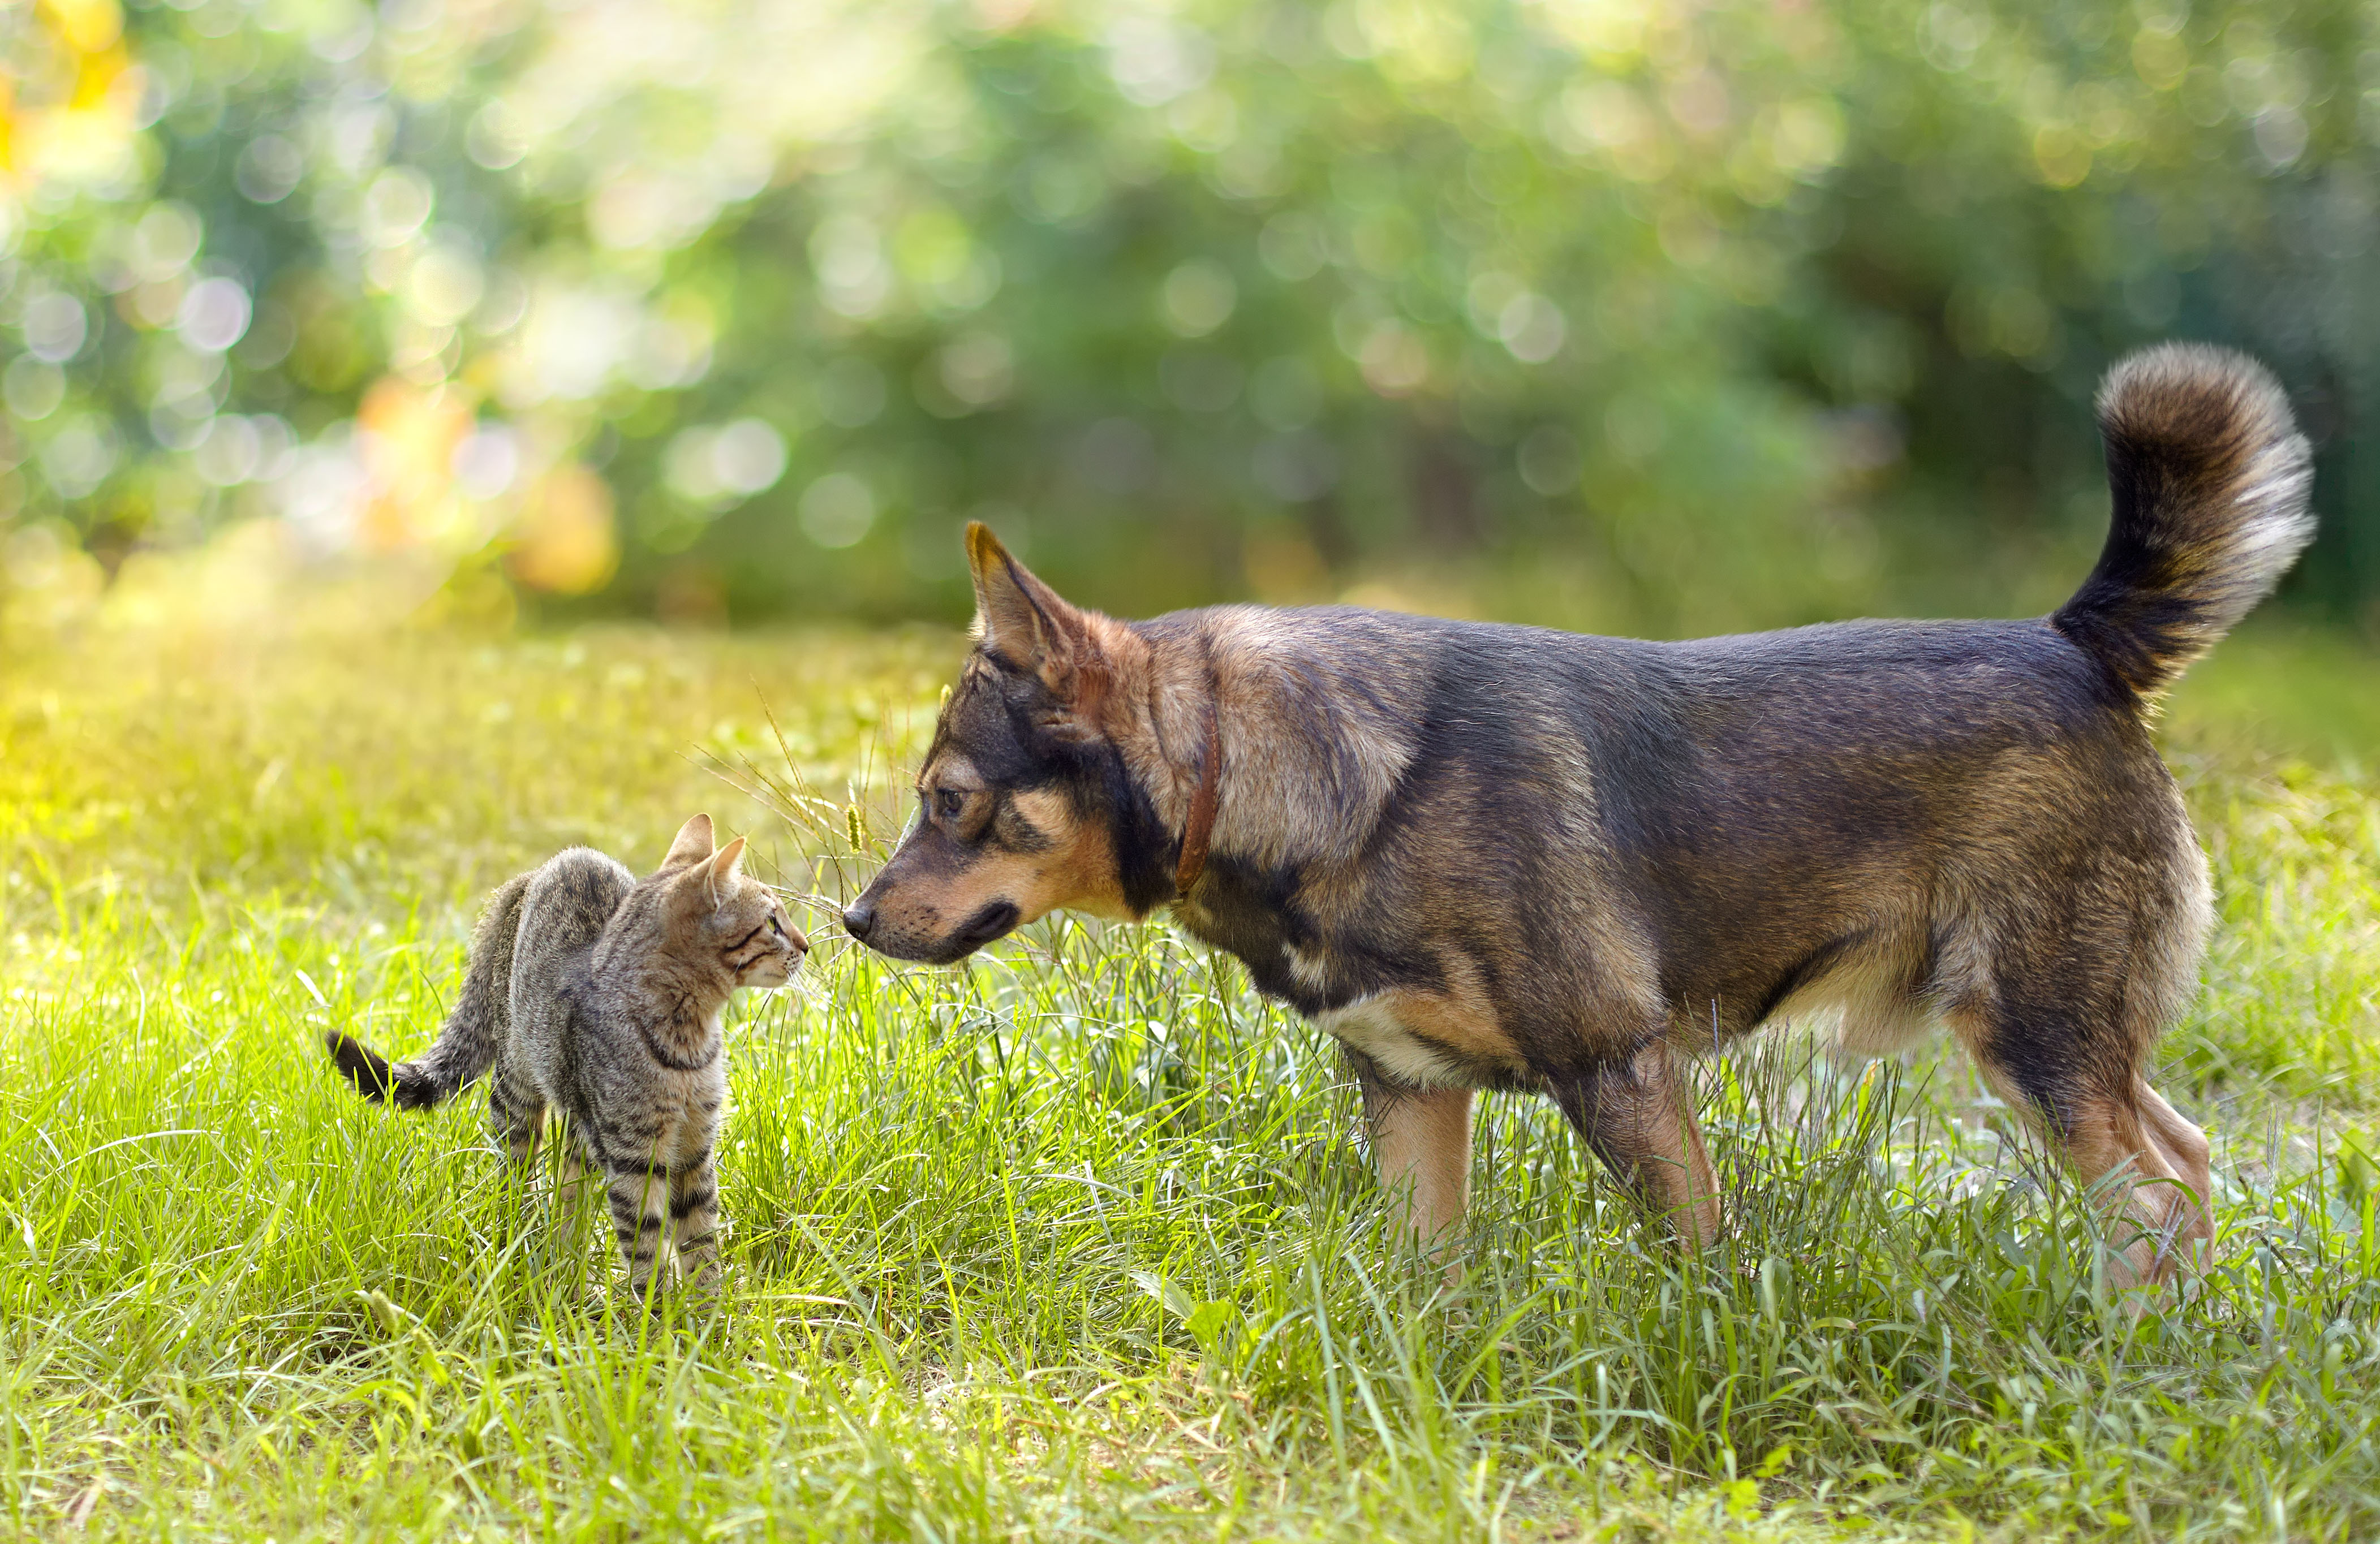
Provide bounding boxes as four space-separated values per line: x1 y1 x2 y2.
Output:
177 277 252 353
510 465 619 593
798 472 876 549
21 294 91 364
1160 260 1238 337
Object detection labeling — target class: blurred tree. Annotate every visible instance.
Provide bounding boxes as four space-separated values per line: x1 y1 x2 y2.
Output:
2 0 2374 636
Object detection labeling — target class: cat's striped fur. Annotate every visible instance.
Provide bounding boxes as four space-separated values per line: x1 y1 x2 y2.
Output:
327 815 806 1294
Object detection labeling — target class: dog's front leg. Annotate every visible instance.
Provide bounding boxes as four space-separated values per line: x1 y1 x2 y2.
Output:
1356 1068 1473 1250
1550 1045 1720 1248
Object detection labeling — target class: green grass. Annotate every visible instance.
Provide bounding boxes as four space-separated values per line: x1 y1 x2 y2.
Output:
2 572 2378 1541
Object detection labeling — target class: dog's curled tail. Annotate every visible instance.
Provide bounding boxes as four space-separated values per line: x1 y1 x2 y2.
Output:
325 872 530 1110
2054 343 2315 698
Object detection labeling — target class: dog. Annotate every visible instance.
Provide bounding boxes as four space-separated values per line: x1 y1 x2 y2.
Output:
842 343 2314 1285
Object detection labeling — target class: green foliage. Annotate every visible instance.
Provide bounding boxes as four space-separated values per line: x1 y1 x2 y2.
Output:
2 0 2377 633
2 595 2378 1537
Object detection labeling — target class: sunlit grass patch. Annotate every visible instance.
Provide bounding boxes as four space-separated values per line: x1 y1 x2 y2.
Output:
2 601 2378 1539
2175 759 2380 1105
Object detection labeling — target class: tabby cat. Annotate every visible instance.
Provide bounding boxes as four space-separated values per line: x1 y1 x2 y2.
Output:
326 814 806 1293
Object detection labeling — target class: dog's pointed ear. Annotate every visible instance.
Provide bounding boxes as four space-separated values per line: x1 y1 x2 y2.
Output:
967 523 1090 688
703 836 746 909
660 814 715 871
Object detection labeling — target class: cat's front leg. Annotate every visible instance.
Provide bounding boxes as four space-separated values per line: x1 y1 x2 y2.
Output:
668 1150 722 1293
601 1157 673 1299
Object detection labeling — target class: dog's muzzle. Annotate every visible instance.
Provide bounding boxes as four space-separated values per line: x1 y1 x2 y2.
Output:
952 900 1020 954
841 891 1021 964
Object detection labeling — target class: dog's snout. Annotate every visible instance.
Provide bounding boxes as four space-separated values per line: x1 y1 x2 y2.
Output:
840 901 876 941
957 900 1021 951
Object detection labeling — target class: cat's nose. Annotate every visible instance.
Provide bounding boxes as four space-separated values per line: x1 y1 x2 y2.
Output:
840 902 875 942
787 923 810 955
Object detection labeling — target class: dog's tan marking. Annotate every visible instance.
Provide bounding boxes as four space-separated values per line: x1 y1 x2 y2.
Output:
1766 924 1935 1058
2136 1079 2213 1204
861 787 1134 948
1323 999 1469 1088
923 752 982 793
1391 976 1527 1066
1362 1081 1474 1249
974 790 1137 922
1946 993 2214 1288
2060 1080 2212 1287
1005 786 1068 840
995 800 1131 924
1285 944 1333 995
1315 948 1528 1089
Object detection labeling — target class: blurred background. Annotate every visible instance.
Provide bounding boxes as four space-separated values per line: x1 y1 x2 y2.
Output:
1 0 2374 640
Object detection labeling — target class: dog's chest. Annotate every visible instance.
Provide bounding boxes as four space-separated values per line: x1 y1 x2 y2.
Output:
1178 871 1508 1087
1315 998 1473 1089
1177 865 1393 1016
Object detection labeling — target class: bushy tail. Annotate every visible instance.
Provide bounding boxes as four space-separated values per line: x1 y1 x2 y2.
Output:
325 873 530 1110
2052 343 2316 698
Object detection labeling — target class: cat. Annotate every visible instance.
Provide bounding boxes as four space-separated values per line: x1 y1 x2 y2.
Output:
326 814 806 1295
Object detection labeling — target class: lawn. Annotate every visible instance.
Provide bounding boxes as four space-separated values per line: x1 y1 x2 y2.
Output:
3 552 2378 1541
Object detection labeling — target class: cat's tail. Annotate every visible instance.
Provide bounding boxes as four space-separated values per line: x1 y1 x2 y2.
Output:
325 873 530 1110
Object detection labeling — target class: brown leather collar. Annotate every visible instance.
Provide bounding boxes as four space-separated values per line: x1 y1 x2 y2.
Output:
1174 709 1221 899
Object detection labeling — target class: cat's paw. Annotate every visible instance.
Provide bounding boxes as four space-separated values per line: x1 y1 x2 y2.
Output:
606 1284 670 1321
682 1261 735 1303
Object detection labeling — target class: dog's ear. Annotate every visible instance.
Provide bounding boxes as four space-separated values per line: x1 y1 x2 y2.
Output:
966 523 1100 711
660 813 715 871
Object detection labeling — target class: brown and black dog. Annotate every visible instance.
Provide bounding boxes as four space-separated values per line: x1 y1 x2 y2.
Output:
842 344 2314 1285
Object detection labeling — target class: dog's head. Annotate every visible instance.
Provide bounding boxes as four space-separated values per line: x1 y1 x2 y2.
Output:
842 525 1178 964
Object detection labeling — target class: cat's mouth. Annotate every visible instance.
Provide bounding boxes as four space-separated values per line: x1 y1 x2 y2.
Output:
743 955 797 988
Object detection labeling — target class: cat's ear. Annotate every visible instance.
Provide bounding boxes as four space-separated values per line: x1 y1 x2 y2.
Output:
661 814 715 871
703 836 747 910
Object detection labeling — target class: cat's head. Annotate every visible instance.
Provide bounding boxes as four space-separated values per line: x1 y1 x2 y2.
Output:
640 813 808 992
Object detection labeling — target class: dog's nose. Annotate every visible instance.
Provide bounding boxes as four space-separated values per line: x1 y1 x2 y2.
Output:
840 902 875 941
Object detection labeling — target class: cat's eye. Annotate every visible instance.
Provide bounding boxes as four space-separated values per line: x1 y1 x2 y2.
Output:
936 788 965 822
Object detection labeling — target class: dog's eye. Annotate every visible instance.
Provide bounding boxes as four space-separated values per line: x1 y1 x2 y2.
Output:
936 789 965 822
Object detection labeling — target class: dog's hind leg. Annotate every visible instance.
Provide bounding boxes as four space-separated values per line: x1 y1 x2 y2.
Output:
2021 1070 2209 1287
1354 1063 1473 1250
1948 982 2211 1287
1938 783 2217 1288
2136 1079 2214 1221
2114 1076 2214 1278
1548 1044 1720 1248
